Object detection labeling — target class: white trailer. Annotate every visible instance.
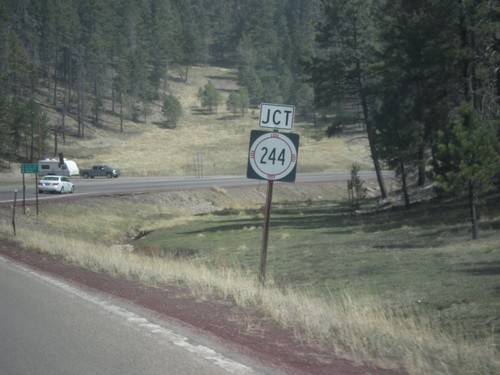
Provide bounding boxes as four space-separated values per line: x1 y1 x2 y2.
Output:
38 158 80 177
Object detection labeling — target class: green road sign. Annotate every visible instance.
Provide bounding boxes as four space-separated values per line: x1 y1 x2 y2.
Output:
21 163 38 174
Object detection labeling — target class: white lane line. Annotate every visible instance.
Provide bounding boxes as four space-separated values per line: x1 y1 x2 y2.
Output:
1 256 257 375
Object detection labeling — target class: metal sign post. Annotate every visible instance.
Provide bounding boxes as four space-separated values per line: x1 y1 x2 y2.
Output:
259 179 274 286
22 172 26 214
12 190 17 236
35 173 38 216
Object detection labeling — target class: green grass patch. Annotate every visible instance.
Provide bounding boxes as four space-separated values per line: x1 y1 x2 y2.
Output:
136 193 500 344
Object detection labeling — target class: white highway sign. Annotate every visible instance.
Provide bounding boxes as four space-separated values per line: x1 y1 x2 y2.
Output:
247 130 299 182
259 103 295 130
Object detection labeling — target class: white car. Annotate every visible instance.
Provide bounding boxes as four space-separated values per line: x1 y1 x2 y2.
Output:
38 175 75 194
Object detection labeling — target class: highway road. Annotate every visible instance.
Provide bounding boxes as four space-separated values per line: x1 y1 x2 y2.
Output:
0 172 392 204
0 255 278 375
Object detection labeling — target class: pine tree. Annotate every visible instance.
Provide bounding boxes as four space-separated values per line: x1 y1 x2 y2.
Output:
348 163 367 210
432 102 500 239
238 87 250 115
162 94 182 127
305 0 388 198
457 0 499 119
237 0 309 105
207 0 239 64
375 0 461 187
177 0 204 82
149 0 181 93
226 92 239 115
0 96 14 163
5 30 34 98
374 92 424 209
197 81 222 113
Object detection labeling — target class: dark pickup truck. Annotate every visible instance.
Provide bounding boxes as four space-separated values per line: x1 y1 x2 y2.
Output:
80 165 121 178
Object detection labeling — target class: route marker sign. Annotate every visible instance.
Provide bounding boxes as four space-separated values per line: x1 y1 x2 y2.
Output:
250 103 299 286
259 103 295 130
247 130 299 182
21 163 38 174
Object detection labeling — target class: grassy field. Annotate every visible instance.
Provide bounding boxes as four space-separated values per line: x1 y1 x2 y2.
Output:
1 65 499 374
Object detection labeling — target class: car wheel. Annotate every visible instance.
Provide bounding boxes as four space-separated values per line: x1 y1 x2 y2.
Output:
106 172 112 178
70 185 74 194
83 173 89 179
60 187 64 194
38 190 43 194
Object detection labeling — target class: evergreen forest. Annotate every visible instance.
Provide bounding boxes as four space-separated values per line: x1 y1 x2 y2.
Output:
0 0 499 230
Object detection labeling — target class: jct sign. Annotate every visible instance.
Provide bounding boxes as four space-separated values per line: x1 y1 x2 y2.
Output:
247 130 299 182
259 103 295 130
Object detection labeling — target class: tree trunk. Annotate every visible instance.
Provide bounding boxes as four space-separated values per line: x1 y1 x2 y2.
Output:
37 113 42 161
119 96 123 133
469 181 478 240
62 86 66 144
111 52 115 114
356 58 388 199
54 128 58 156
417 145 426 186
77 76 82 138
362 109 388 199
77 88 81 138
94 78 99 126
400 162 410 209
68 50 72 108
458 0 478 108
24 132 29 161
77 66 85 138
30 119 34 162
75 55 82 137
53 50 59 106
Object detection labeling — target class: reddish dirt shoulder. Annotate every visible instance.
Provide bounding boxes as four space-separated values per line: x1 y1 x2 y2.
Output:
0 240 403 375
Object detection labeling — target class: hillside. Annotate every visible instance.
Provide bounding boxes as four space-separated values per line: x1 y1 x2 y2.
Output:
1 66 372 179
